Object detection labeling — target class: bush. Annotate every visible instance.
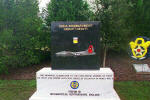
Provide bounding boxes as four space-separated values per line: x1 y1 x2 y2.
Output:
0 0 50 74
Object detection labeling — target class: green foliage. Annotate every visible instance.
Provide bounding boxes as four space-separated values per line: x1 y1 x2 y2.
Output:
131 0 150 37
93 0 150 53
0 0 49 74
46 0 93 27
93 0 132 52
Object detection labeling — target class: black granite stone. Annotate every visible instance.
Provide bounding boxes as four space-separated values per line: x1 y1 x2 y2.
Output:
51 21 101 70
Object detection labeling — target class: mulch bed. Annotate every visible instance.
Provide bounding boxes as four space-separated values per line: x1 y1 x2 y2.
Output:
0 62 51 80
0 56 150 81
107 55 150 81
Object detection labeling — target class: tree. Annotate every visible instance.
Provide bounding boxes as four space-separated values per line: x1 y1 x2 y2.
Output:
45 0 93 27
131 0 150 37
92 0 132 67
0 0 47 74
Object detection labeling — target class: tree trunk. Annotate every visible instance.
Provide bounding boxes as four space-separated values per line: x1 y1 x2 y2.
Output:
103 46 107 67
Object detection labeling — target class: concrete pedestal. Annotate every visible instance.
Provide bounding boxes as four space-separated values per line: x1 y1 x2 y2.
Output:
29 68 120 100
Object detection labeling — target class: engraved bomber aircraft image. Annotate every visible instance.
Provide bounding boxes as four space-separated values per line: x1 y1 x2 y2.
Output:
56 45 96 57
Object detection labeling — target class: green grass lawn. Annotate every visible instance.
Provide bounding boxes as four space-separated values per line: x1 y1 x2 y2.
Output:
115 81 150 100
0 80 150 100
0 80 35 100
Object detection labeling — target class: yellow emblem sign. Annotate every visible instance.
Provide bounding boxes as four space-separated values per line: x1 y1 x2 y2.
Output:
70 81 79 89
73 37 78 44
129 37 150 59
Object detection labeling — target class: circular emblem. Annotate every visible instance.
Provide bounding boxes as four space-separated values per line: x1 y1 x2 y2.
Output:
129 36 150 60
70 81 79 89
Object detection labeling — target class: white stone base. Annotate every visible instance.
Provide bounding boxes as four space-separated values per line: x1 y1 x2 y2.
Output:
133 64 150 73
29 89 120 100
29 68 120 100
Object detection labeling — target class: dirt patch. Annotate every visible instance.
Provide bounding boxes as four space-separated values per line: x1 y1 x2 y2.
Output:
106 55 150 81
0 61 51 80
0 56 150 81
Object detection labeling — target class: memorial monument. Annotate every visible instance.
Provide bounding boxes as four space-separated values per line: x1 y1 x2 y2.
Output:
29 21 120 100
51 21 100 69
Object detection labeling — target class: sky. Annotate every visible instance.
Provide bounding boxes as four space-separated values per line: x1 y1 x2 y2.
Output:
39 0 50 12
